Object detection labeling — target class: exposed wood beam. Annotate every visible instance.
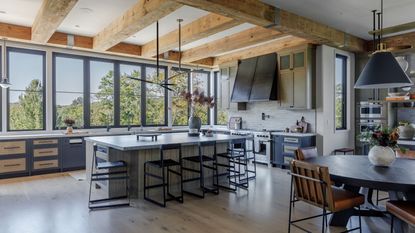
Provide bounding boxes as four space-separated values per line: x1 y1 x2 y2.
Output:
192 57 215 66
32 0 78 43
369 21 415 36
367 31 415 52
181 26 285 62
0 22 212 66
93 0 181 51
141 13 240 57
214 36 308 65
171 0 366 52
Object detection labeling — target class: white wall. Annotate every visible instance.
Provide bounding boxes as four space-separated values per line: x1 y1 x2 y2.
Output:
316 45 355 155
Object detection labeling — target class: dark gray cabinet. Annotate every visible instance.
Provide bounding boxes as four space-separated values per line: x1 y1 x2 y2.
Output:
61 137 85 171
272 134 316 168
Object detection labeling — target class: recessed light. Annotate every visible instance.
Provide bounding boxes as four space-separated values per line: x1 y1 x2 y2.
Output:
0 10 6 14
75 25 80 28
79 7 93 14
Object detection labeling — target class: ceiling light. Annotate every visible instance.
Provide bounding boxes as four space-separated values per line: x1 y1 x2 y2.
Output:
75 25 80 28
79 7 93 14
0 10 6 14
354 0 413 89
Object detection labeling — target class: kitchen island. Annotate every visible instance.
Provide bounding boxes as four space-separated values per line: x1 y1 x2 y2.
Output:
84 133 250 199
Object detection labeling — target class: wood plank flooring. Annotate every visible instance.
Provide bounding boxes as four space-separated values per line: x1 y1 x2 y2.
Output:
0 166 393 233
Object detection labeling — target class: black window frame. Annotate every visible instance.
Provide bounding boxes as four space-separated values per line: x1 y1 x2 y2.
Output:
190 70 211 125
170 67 190 126
7 47 46 131
335 54 347 131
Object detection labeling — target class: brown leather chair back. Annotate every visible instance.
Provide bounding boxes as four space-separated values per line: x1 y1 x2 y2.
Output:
295 147 318 161
290 160 334 211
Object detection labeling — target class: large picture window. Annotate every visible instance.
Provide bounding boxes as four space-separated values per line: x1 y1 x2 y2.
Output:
191 71 210 125
8 48 45 131
120 63 142 126
54 54 84 129
335 54 347 130
214 71 229 125
170 68 189 126
145 66 166 126
89 60 114 127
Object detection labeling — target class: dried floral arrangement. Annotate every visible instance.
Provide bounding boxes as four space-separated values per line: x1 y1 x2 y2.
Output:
359 127 399 148
180 89 215 109
64 118 75 126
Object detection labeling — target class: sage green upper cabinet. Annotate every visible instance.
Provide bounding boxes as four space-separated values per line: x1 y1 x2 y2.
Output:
278 45 315 109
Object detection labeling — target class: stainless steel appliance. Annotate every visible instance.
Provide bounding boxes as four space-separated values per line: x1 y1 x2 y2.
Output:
253 131 272 166
359 101 387 119
358 119 387 135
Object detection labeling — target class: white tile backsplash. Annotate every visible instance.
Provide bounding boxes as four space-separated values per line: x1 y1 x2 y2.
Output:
227 101 316 132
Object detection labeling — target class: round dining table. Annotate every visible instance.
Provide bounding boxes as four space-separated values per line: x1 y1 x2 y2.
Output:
306 155 415 233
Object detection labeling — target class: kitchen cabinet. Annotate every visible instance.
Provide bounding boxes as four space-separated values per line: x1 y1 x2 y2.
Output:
61 137 85 171
272 134 316 168
31 138 60 173
0 140 28 177
278 44 315 109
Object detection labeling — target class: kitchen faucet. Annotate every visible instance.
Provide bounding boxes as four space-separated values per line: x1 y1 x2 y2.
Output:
261 112 270 120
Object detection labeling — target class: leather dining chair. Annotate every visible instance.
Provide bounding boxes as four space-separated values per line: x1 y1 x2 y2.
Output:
295 147 318 160
288 160 364 233
386 201 415 233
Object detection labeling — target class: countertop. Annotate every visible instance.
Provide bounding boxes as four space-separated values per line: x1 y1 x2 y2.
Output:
84 133 248 151
270 132 316 137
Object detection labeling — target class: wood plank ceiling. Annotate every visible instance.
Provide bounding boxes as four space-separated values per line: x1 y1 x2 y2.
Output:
0 0 381 68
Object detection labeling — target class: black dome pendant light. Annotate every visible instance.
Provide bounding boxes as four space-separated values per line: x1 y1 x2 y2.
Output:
354 0 413 89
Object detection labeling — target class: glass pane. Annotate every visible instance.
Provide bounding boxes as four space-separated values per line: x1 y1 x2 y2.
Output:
145 67 165 125
191 72 209 125
171 69 189 126
56 93 83 129
8 49 44 130
335 55 347 130
293 52 305 68
280 55 291 70
120 64 141 126
90 60 114 127
216 71 228 125
55 55 84 129
9 90 44 130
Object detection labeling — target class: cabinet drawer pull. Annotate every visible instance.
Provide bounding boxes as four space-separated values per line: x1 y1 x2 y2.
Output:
4 146 21 150
38 162 54 166
39 140 53 143
39 150 54 154
4 164 21 167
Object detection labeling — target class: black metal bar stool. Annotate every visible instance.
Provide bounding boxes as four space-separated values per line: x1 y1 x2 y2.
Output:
216 138 249 191
88 144 130 210
235 137 256 180
182 141 219 198
144 144 183 207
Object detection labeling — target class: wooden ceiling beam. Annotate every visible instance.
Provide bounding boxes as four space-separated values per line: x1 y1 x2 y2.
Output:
367 31 415 53
141 13 240 57
32 0 78 43
171 0 366 52
93 0 181 51
181 26 285 62
214 36 309 65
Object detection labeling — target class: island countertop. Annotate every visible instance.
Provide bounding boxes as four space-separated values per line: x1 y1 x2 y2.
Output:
84 133 250 151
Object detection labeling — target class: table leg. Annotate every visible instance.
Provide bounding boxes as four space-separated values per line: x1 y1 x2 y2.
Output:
389 191 415 233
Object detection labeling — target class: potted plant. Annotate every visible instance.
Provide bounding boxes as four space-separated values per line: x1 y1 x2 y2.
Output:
359 127 399 166
64 118 75 134
180 89 215 136
397 121 415 139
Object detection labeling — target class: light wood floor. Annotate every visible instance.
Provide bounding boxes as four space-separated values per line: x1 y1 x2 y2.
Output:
0 166 392 233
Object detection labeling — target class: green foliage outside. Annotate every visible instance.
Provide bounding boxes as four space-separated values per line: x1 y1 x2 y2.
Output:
120 70 141 126
9 79 44 130
145 68 165 125
171 71 189 126
335 83 344 129
56 96 83 129
217 109 228 125
90 71 114 127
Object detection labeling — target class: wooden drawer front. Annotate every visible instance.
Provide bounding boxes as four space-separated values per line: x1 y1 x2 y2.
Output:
34 148 58 157
283 137 299 144
0 158 26 173
33 160 58 170
0 141 26 155
33 139 58 145
283 145 298 154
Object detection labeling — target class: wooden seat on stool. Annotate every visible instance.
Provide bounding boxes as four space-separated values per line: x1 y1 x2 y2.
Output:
334 148 354 155
387 201 415 232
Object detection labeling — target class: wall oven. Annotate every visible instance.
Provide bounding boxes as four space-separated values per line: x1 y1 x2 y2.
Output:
359 101 386 119
358 119 387 135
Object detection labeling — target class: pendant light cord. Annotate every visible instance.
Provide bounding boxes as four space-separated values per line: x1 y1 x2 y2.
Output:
178 19 182 71
2 39 6 81
156 21 159 80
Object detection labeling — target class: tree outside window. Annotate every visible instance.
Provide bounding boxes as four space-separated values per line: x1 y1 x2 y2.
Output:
170 68 189 126
191 71 209 125
120 64 141 126
145 67 166 125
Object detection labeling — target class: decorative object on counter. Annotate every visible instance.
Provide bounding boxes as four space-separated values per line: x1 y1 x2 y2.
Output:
360 127 399 167
354 0 413 89
228 117 242 130
261 112 270 120
64 118 75 134
180 89 215 137
395 148 415 159
202 129 213 137
289 116 309 133
136 132 161 141
397 121 415 139
395 56 409 72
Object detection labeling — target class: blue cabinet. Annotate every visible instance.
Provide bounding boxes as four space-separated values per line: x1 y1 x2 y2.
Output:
61 137 85 171
272 134 316 168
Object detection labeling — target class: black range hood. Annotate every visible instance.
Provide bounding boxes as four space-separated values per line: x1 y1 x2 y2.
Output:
231 53 278 102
